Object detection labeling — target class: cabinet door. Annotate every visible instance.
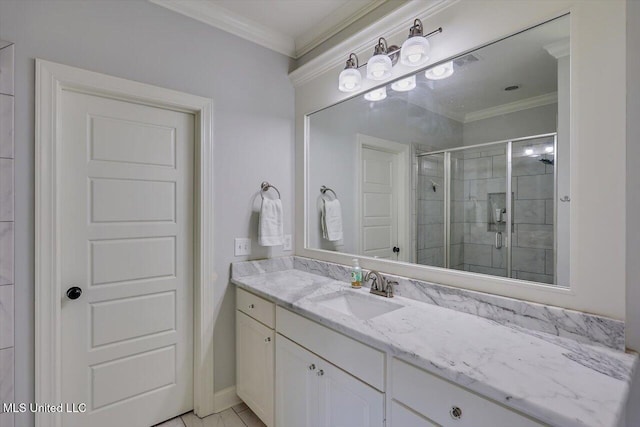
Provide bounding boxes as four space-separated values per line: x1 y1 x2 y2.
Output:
236 311 274 427
275 335 318 427
317 360 385 427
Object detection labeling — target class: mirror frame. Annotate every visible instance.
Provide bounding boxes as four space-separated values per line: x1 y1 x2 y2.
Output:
294 0 627 320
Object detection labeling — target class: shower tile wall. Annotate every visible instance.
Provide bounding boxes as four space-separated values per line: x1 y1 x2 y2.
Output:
0 42 14 427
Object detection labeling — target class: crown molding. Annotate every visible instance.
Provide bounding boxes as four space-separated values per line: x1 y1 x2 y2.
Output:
544 38 570 59
149 0 296 57
294 0 389 58
288 0 458 87
463 92 558 123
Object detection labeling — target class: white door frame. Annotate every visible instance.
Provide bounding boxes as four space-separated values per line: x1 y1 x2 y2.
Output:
355 134 410 262
35 59 215 427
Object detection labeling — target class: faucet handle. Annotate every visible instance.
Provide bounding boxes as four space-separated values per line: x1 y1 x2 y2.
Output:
384 280 398 297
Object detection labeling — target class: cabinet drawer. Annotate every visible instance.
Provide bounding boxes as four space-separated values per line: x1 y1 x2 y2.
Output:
237 287 275 328
391 401 438 427
276 306 385 391
392 358 544 427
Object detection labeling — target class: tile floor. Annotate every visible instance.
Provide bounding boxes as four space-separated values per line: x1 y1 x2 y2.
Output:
154 402 266 427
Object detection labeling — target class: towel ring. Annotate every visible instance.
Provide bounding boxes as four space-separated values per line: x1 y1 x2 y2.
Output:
261 181 281 199
320 185 337 199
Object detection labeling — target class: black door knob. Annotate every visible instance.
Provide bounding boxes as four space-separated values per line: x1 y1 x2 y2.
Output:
66 286 82 300
393 246 400 254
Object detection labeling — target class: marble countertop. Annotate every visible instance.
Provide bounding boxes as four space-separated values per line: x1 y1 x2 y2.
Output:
231 268 637 427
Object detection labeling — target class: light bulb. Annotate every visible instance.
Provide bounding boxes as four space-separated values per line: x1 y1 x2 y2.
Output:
391 75 416 92
364 87 387 101
400 37 430 67
545 146 554 153
525 148 534 156
366 54 392 81
425 61 454 80
338 68 362 92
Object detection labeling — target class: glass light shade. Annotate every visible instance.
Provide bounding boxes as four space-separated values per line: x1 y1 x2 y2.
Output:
525 148 534 156
400 36 430 66
425 61 455 80
545 146 554 153
366 54 393 81
364 87 387 101
391 75 416 92
338 68 362 92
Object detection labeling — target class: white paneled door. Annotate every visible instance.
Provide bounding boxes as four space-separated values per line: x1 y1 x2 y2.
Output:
59 90 194 427
360 146 400 260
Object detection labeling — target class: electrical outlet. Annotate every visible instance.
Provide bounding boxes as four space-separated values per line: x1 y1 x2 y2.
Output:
234 238 251 256
283 234 292 251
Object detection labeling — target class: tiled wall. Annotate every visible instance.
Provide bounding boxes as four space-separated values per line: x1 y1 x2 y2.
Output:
0 42 14 427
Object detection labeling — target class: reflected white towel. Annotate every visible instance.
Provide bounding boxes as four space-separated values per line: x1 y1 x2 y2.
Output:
259 198 284 246
322 198 343 242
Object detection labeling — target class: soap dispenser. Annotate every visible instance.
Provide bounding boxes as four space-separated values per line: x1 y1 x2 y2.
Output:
351 259 362 289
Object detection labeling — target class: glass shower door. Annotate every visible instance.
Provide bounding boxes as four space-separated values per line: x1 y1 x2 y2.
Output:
510 136 556 284
416 153 445 267
448 144 509 277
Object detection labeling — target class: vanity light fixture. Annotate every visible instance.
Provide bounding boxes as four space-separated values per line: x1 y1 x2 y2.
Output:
400 19 431 67
364 86 387 101
391 75 416 92
367 38 394 81
425 61 454 80
338 53 362 92
337 22 441 92
545 146 554 153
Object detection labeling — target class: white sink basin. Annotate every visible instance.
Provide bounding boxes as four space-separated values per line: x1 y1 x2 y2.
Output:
310 291 403 320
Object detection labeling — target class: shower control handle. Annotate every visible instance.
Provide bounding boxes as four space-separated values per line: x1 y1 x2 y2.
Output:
495 232 503 249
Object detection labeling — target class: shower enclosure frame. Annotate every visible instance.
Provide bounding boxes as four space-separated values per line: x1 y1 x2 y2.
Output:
417 132 558 280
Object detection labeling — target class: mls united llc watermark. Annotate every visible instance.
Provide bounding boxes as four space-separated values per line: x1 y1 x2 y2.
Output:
3 403 87 413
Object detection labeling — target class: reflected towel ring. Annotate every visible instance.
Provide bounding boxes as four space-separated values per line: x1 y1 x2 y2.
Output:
260 181 281 199
320 185 337 199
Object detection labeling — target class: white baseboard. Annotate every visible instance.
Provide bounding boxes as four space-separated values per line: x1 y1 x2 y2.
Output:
213 385 243 413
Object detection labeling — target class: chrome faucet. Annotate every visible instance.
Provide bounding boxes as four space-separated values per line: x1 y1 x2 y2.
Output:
364 270 398 298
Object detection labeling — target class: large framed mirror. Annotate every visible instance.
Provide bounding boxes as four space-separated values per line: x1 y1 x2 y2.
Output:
306 15 570 287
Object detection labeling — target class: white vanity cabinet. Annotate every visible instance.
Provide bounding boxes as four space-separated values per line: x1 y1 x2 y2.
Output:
275 334 384 427
236 288 275 427
391 358 545 427
275 307 385 427
236 287 547 427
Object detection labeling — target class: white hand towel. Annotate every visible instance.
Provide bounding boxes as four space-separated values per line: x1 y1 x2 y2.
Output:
259 197 284 246
322 198 343 242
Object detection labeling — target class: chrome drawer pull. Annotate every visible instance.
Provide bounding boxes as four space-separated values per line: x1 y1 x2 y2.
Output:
264 337 271 343
317 369 324 376
248 304 255 309
308 364 316 371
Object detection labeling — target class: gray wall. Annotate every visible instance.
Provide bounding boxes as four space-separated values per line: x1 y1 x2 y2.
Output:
462 103 558 146
626 0 640 425
0 1 294 426
308 96 462 255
